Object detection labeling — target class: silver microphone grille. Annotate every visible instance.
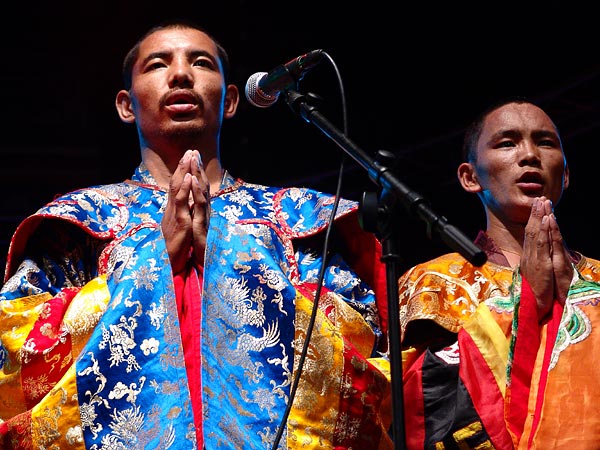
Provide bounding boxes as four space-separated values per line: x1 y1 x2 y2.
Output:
245 72 280 108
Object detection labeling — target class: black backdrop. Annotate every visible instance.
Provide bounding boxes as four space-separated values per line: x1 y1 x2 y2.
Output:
2 0 600 281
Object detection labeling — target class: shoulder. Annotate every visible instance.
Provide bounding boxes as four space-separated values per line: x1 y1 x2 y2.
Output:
576 253 600 275
4 183 146 278
32 182 140 235
273 186 358 238
398 253 500 337
400 253 473 281
219 179 359 238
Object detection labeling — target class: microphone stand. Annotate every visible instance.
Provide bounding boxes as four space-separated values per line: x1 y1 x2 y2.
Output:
283 89 487 450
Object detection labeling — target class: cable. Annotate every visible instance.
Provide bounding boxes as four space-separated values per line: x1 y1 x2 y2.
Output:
270 50 349 450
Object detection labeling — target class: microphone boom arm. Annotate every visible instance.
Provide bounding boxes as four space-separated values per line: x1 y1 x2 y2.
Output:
284 89 486 266
283 88 486 450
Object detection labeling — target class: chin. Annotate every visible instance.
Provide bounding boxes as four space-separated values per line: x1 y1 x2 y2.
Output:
168 123 204 138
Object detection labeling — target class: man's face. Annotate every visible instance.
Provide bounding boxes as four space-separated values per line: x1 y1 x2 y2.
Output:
127 27 228 143
470 102 569 224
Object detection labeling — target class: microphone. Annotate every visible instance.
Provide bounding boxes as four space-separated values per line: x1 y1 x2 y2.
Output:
245 49 324 108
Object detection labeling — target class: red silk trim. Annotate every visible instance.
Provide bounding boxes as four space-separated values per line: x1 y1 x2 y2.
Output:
528 298 563 447
174 264 204 448
459 331 514 449
506 277 540 441
21 288 77 410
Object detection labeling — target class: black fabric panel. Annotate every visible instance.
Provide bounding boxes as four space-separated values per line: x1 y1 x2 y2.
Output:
421 347 495 449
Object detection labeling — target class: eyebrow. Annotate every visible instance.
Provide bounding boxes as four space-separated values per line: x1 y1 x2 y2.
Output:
489 128 559 142
140 49 216 68
531 129 560 140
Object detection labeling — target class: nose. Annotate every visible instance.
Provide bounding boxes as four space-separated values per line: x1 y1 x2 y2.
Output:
518 139 542 166
168 60 193 88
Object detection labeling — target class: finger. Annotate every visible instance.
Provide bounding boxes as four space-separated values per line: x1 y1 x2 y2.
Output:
178 173 194 211
188 150 210 216
169 150 195 195
548 212 572 264
190 175 209 267
190 174 210 224
188 150 200 175
522 197 544 257
522 197 553 281
164 172 193 230
548 213 565 254
535 206 552 258
549 213 573 303
521 203 555 322
189 150 210 189
537 198 555 258
162 172 194 274
540 197 553 216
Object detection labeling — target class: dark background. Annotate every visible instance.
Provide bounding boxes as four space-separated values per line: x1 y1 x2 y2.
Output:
2 1 600 282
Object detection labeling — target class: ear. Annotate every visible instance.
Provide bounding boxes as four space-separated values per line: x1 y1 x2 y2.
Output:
457 162 482 193
115 90 136 123
563 163 570 190
223 84 239 119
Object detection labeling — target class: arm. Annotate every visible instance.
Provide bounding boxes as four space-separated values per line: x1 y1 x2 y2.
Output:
1 220 105 298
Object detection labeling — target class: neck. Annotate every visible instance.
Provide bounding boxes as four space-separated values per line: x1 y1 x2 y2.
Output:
483 215 525 268
500 249 521 269
485 213 525 254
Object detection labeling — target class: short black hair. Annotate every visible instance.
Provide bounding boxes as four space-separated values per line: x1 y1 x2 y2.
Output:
121 19 231 90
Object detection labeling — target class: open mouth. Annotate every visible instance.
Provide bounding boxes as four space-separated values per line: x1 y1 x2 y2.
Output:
517 171 543 192
163 90 201 115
